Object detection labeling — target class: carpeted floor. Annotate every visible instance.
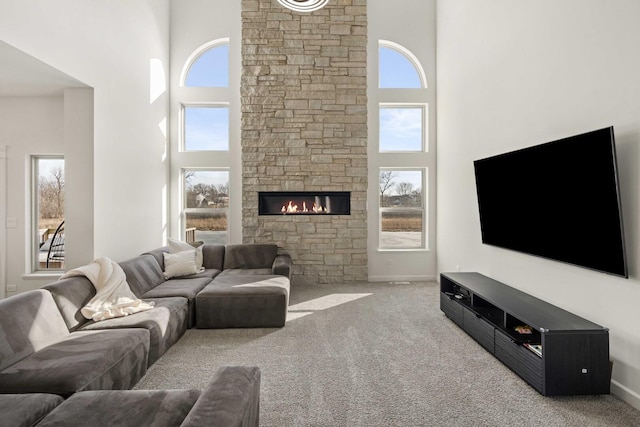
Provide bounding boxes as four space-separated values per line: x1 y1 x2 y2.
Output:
135 281 640 426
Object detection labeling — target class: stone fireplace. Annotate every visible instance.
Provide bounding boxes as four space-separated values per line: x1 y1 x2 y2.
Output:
241 0 368 284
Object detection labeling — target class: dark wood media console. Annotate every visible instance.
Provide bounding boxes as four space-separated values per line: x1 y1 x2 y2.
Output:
440 272 610 396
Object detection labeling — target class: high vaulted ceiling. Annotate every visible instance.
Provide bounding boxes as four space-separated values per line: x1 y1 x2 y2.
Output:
0 40 87 97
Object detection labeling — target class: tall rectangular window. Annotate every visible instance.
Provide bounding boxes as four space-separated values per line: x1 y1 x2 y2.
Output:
33 156 65 270
379 169 425 249
379 105 426 152
183 104 229 151
183 169 229 244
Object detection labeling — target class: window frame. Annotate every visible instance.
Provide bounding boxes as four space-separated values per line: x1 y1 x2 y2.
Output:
378 167 427 250
180 102 230 152
180 38 230 88
378 103 428 153
181 168 230 245
375 40 429 251
378 40 427 89
31 155 65 272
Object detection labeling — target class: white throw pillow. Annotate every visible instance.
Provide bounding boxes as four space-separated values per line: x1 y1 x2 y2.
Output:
163 249 199 279
168 238 203 269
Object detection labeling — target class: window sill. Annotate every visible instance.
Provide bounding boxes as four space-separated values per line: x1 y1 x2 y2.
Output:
377 248 429 253
22 272 64 280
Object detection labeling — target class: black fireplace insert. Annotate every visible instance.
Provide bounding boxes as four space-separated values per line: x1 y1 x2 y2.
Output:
258 191 350 215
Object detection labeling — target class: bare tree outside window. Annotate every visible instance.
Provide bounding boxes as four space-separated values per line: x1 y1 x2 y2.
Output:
379 169 424 249
34 157 65 270
39 166 65 222
380 170 398 207
183 170 229 244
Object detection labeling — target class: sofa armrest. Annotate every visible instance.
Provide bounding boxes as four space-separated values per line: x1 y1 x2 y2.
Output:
180 366 260 427
272 253 292 279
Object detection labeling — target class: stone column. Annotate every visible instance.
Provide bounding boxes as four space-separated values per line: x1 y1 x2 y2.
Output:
241 0 368 284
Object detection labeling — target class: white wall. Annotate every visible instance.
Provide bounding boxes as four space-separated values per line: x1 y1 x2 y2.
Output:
0 97 64 293
63 88 94 272
0 0 171 293
437 0 640 407
367 0 437 281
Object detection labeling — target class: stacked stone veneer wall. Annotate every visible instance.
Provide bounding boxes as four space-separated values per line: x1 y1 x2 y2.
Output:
241 0 368 285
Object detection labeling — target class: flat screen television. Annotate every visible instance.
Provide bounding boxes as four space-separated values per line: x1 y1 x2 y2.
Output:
474 126 628 278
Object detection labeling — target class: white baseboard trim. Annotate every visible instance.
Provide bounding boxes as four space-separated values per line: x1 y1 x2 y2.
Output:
368 275 437 283
611 380 640 411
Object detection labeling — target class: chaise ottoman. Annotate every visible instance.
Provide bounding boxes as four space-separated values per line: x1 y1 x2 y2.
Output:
195 275 290 328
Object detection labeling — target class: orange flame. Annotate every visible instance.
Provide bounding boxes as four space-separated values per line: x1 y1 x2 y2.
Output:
281 200 327 214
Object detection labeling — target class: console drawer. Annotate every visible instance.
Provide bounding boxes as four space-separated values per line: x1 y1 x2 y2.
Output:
463 308 495 353
495 331 543 392
440 293 463 327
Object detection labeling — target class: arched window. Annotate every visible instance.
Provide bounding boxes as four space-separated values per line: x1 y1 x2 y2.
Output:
181 39 229 87
379 41 426 89
180 40 231 152
175 38 233 244
376 40 428 249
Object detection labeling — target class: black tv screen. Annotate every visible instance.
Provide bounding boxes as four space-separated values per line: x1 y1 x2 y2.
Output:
474 126 627 278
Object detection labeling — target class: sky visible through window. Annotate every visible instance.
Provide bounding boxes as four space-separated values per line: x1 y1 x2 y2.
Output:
380 169 423 200
379 46 422 89
185 44 229 87
183 42 424 190
38 158 64 179
185 170 229 191
379 45 425 191
184 106 229 151
380 107 423 152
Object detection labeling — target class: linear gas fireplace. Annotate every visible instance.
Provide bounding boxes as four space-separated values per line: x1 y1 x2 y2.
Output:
258 191 351 215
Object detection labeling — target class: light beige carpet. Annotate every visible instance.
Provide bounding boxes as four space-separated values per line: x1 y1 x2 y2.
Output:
135 281 640 426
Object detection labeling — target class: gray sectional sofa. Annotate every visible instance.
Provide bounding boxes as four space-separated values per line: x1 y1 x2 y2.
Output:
0 289 150 396
1 366 260 427
0 242 291 426
133 243 292 328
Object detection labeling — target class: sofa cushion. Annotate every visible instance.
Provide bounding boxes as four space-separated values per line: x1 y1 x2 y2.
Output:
197 275 289 328
140 277 212 328
140 278 211 300
0 393 64 427
38 389 201 427
0 289 70 372
142 246 169 270
272 253 293 279
120 254 166 297
223 244 277 270
44 275 96 331
202 244 225 270
173 268 221 280
217 268 273 277
180 366 261 427
0 328 149 396
79 297 188 365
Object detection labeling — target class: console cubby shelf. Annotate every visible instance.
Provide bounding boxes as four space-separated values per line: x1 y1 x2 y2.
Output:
440 272 610 396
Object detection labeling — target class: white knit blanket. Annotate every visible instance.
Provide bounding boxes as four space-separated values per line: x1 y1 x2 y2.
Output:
61 257 154 322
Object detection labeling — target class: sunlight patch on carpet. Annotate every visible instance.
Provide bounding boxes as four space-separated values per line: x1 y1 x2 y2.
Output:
286 311 313 321
287 293 373 320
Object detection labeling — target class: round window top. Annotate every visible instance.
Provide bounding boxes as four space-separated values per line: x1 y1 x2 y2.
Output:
277 0 329 12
